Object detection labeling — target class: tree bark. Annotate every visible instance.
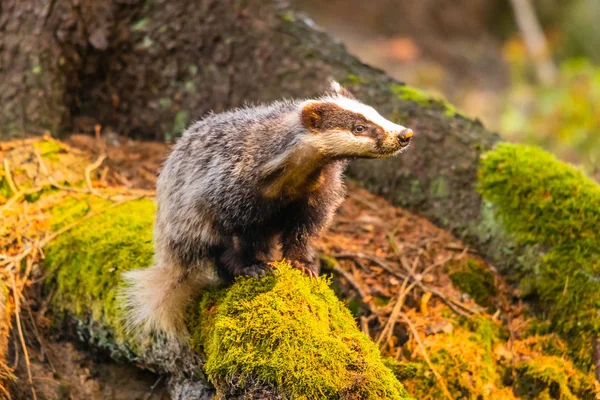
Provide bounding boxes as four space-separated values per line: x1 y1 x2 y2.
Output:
1 0 503 261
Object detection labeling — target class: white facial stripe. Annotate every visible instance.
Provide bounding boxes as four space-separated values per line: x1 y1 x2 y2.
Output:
301 129 377 157
330 97 406 133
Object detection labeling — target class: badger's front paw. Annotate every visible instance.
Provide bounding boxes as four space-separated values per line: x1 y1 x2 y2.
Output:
290 260 319 279
240 262 273 279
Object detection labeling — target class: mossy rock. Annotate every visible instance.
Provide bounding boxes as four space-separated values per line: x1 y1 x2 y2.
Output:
478 143 600 369
42 197 410 399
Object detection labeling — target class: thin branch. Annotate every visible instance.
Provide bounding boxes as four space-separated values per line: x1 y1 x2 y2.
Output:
508 0 557 85
400 313 453 400
0 186 45 216
3 159 19 194
144 375 164 400
10 272 37 400
34 149 109 200
347 191 378 211
324 255 382 321
332 252 479 317
85 154 107 196
377 254 420 346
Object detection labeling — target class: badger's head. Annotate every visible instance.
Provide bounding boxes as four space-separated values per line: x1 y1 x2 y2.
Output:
300 81 413 159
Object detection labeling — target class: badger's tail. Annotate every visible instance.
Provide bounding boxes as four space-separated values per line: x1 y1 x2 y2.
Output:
119 263 205 341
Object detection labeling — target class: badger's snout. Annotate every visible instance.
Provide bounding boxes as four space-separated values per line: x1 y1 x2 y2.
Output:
397 128 413 147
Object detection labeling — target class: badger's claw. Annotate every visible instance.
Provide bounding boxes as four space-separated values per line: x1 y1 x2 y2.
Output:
241 262 273 279
290 260 319 280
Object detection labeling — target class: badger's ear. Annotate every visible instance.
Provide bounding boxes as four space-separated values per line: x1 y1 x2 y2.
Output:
301 101 326 130
328 80 356 99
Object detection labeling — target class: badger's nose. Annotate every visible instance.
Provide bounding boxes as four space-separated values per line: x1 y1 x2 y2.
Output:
398 128 413 146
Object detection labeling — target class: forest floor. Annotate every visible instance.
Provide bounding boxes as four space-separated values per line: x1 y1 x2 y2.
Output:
4 135 596 399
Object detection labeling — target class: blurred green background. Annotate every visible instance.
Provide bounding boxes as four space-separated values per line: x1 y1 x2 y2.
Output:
294 0 600 181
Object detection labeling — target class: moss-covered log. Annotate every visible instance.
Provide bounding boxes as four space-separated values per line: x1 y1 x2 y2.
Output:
41 197 409 399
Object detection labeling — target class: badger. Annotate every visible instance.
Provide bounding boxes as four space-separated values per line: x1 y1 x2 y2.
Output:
121 81 413 339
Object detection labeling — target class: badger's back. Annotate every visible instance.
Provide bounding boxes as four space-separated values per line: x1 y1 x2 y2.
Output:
156 100 306 239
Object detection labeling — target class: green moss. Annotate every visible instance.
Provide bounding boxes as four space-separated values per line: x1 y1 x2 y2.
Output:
42 199 409 397
403 316 508 399
172 110 189 137
44 198 155 338
33 140 62 157
131 18 149 31
448 259 497 308
514 356 598 399
0 177 12 200
279 10 296 23
189 262 410 399
429 176 449 199
345 73 364 85
383 359 419 381
390 84 463 118
49 195 111 231
478 143 600 368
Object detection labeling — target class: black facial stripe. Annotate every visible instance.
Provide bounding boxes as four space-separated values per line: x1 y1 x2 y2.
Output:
303 102 389 140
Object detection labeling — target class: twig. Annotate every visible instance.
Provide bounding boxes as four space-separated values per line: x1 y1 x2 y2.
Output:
10 272 37 400
332 252 478 316
326 256 382 321
145 375 164 400
360 316 370 337
334 252 402 277
400 312 453 400
24 299 55 372
347 191 378 211
0 186 45 215
333 262 370 300
443 244 478 255
34 149 109 199
508 0 557 85
399 253 479 316
377 253 420 346
85 154 107 196
3 159 19 194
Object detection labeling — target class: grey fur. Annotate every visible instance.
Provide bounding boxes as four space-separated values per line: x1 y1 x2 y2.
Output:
121 83 412 338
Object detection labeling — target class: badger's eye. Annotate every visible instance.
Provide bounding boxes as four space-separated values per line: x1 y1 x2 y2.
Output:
354 125 367 133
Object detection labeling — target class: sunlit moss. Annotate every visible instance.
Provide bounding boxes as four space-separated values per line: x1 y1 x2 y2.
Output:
390 84 463 117
33 140 62 157
514 355 598 399
190 262 410 399
447 258 497 309
402 316 510 399
478 143 600 368
0 178 11 201
44 198 155 339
